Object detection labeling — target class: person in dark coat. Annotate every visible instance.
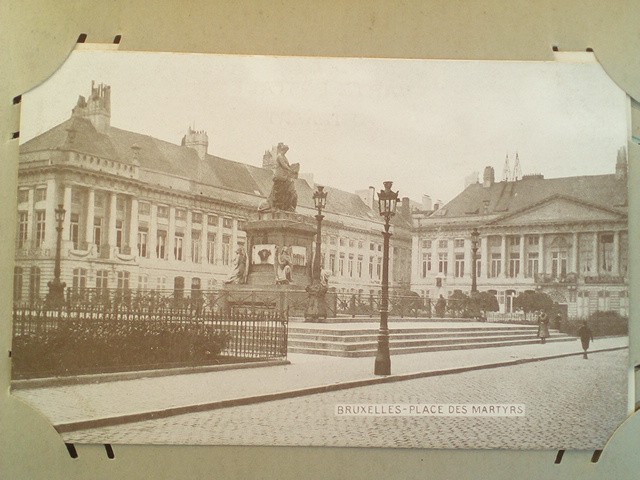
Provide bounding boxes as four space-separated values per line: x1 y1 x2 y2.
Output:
537 312 550 344
578 321 594 359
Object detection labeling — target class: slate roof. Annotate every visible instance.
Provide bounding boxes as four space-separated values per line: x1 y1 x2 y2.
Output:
435 174 627 220
19 117 392 223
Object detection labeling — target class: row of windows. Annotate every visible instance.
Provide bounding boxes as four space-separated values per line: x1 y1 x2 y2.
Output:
137 229 236 265
326 253 383 280
17 187 47 204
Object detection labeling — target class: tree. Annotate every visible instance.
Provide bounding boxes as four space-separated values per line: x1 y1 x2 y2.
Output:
447 290 469 318
513 291 554 321
468 291 499 319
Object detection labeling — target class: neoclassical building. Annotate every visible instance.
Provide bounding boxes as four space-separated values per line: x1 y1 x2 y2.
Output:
411 153 629 318
14 82 413 304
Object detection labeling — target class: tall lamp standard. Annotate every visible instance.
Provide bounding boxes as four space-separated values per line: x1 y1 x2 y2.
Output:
46 204 66 308
471 227 479 294
305 186 328 321
374 181 399 376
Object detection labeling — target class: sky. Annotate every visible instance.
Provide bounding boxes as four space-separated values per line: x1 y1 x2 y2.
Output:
20 50 629 204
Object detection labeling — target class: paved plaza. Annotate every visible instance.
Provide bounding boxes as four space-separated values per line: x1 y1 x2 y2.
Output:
61 350 628 449
11 333 629 449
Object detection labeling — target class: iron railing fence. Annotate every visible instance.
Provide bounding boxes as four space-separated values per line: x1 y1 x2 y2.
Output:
12 302 287 379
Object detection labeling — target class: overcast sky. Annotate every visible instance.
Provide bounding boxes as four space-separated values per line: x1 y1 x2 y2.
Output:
20 50 628 204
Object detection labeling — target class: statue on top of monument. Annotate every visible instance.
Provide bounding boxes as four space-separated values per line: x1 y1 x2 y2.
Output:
259 143 299 212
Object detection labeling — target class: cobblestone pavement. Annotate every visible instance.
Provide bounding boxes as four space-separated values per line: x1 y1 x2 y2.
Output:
63 350 628 450
12 336 627 427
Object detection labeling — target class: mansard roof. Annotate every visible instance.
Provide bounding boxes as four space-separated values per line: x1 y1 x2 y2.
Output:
19 116 391 223
433 174 627 221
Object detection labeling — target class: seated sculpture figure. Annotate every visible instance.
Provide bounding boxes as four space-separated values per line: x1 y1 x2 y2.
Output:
275 245 293 284
223 247 248 285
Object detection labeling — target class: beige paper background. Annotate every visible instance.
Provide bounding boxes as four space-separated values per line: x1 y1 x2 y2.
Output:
1 1 638 478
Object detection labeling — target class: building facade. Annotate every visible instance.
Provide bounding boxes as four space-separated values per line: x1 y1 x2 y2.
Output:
13 82 412 304
411 155 629 319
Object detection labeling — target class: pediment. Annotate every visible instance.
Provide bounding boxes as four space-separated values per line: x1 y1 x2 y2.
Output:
491 196 625 226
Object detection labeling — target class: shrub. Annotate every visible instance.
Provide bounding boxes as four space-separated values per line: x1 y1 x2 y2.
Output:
558 311 628 337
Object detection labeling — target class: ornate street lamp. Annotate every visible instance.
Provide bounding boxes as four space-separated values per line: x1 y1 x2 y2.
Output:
305 186 328 321
375 181 399 376
471 227 479 294
46 204 66 308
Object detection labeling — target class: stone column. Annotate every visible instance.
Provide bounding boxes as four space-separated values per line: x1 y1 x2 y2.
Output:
572 232 578 273
26 188 34 246
44 178 57 250
231 218 238 253
518 234 525 278
593 232 599 276
612 230 619 275
500 234 507 277
538 234 545 275
63 185 72 238
184 210 192 262
107 192 117 255
200 216 208 264
480 235 488 279
168 206 176 261
129 197 138 255
85 188 95 246
216 216 223 265
149 204 158 259
411 235 420 284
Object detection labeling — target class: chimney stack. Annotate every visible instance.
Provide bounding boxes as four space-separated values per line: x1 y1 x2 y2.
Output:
182 126 209 160
483 166 495 188
71 81 111 134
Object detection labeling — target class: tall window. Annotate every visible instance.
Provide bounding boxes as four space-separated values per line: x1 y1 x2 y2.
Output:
156 230 167 259
369 255 374 278
357 255 363 278
579 234 594 275
137 274 148 292
526 252 539 278
96 270 109 292
29 266 41 302
551 251 568 278
174 276 185 299
137 228 148 258
339 253 345 276
348 254 354 277
454 253 464 277
438 239 448 249
599 234 614 273
490 253 501 278
156 276 167 291
330 252 337 274
191 231 201 263
117 271 130 291
94 217 103 253
35 211 46 247
508 253 520 278
69 213 79 249
454 239 465 248
35 187 47 202
72 268 87 291
438 252 448 275
115 220 123 250
17 212 28 248
174 233 184 261
13 267 23 302
207 233 216 264
376 257 382 279
222 235 231 266
422 253 431 277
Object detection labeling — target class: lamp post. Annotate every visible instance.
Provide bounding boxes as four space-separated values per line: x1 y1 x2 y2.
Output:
374 181 399 376
471 227 479 294
305 186 328 321
46 204 66 308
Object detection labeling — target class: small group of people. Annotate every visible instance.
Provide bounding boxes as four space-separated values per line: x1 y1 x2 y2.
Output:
536 311 594 358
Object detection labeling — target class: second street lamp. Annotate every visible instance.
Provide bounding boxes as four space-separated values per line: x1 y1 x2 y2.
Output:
305 185 328 321
471 227 479 294
374 181 399 376
46 204 67 308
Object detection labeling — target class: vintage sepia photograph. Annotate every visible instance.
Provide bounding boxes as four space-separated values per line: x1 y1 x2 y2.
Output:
10 50 631 449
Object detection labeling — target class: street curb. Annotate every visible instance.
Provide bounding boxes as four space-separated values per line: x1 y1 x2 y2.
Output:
53 346 627 433
12 359 291 390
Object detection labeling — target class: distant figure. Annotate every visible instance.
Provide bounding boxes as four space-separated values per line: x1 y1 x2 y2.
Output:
578 321 594 359
435 295 446 317
537 313 550 344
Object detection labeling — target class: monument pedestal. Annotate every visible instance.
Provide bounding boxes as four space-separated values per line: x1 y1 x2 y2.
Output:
223 211 317 318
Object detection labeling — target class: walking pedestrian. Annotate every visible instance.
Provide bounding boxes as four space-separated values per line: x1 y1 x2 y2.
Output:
537 313 550 344
578 321 594 359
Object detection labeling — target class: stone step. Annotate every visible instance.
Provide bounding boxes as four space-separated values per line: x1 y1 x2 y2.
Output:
288 330 550 343
287 336 575 358
287 333 571 351
288 326 541 336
